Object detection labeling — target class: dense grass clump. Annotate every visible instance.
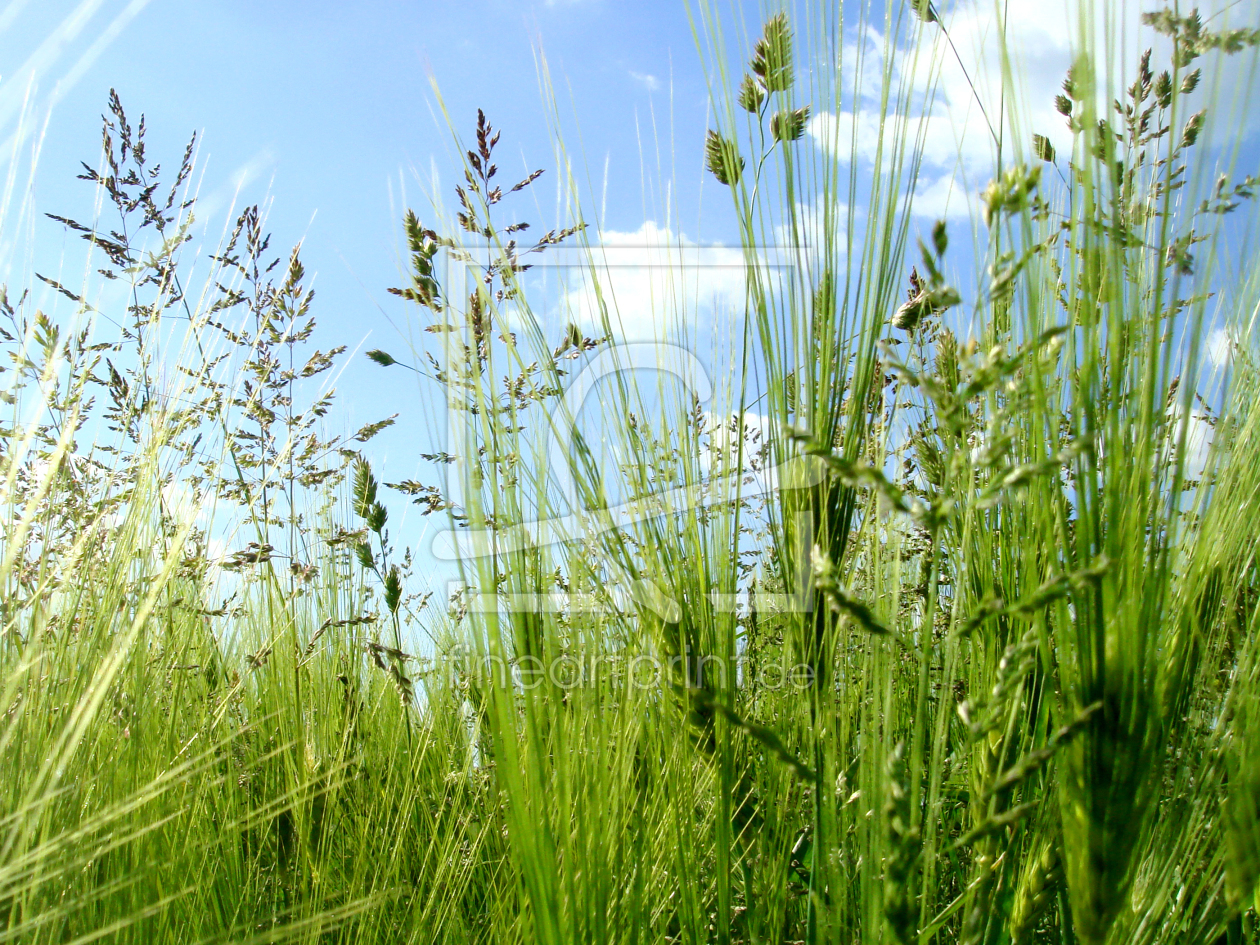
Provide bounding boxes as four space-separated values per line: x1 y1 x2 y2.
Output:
2 2 1259 943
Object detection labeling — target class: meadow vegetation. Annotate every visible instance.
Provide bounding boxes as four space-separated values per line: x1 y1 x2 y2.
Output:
1 1 1259 942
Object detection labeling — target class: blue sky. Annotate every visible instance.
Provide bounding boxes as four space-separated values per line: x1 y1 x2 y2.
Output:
0 0 738 608
0 0 718 429
2 0 1257 612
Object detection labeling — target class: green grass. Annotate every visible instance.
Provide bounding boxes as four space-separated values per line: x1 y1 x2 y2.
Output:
2 1 1260 943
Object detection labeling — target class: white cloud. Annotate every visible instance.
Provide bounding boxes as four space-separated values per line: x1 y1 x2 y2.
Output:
630 71 661 92
909 170 978 221
1167 400 1216 481
808 104 996 171
703 409 769 458
807 0 1260 208
561 221 752 341
543 209 850 340
811 0 1075 170
774 199 848 267
1207 326 1234 369
805 105 986 221
699 409 782 498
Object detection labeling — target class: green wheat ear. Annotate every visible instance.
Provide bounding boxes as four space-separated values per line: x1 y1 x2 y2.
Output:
910 0 940 25
351 456 377 519
384 565 402 615
737 74 765 113
704 129 743 186
771 106 810 143
750 12 794 92
3 2 1258 941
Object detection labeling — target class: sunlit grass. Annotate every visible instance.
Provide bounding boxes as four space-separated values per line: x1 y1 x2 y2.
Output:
1 2 1259 943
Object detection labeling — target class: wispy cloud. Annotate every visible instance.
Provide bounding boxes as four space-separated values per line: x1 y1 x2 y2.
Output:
194 148 277 225
630 71 661 92
0 0 151 140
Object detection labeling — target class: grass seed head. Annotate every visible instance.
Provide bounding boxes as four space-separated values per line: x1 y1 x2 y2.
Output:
750 13 794 92
704 130 744 186
771 106 810 142
738 74 765 113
